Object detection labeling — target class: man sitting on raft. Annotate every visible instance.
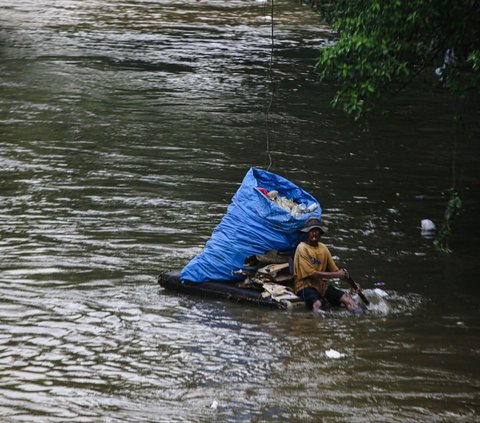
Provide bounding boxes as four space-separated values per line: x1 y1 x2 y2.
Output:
293 217 361 313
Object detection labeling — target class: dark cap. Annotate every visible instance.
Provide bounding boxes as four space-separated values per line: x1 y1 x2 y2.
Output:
300 217 327 234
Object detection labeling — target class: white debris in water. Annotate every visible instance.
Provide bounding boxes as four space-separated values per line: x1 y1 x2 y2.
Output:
420 219 436 239
325 349 344 359
373 288 389 297
210 400 218 410
421 219 436 231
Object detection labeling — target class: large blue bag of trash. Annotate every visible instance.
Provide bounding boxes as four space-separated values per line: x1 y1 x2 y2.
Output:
180 167 322 282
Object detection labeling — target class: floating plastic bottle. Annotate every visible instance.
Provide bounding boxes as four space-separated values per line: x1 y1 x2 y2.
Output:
420 219 436 239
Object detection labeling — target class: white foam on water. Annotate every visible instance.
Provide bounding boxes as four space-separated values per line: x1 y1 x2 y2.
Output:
354 289 425 316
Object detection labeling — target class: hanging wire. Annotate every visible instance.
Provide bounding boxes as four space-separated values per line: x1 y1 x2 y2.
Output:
264 0 275 171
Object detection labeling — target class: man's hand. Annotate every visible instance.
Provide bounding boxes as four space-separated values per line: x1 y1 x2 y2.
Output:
338 268 349 280
342 270 370 307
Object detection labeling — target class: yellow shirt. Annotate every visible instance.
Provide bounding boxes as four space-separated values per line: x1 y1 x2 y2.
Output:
293 242 338 296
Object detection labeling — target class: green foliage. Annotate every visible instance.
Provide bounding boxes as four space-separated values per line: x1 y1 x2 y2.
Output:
433 191 462 253
306 0 478 252
314 0 480 119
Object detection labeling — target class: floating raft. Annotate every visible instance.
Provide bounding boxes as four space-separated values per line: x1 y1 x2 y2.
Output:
158 270 305 310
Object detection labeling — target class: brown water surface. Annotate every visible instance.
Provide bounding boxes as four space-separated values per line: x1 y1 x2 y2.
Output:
0 1 479 421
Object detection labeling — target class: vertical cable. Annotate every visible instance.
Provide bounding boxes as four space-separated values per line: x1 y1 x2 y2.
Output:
265 0 274 171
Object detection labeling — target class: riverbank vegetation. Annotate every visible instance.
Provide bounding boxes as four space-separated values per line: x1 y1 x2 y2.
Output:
299 0 479 252
303 0 479 119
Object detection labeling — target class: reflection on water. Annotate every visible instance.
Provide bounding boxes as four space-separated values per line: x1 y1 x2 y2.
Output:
1 0 479 421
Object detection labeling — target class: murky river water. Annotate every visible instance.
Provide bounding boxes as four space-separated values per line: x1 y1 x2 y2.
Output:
1 1 479 421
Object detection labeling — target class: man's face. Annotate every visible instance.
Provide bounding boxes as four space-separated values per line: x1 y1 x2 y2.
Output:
307 228 322 243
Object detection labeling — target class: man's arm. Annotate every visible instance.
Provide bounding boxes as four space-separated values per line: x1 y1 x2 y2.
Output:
313 269 349 280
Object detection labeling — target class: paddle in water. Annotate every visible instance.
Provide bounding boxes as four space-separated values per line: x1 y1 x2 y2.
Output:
342 270 370 307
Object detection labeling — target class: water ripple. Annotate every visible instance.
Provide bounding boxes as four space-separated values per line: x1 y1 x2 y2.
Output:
1 0 479 421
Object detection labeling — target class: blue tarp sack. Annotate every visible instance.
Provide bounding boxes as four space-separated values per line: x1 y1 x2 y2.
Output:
180 167 322 282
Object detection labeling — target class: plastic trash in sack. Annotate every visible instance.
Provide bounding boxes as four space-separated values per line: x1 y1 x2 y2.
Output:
180 167 322 282
264 190 318 217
